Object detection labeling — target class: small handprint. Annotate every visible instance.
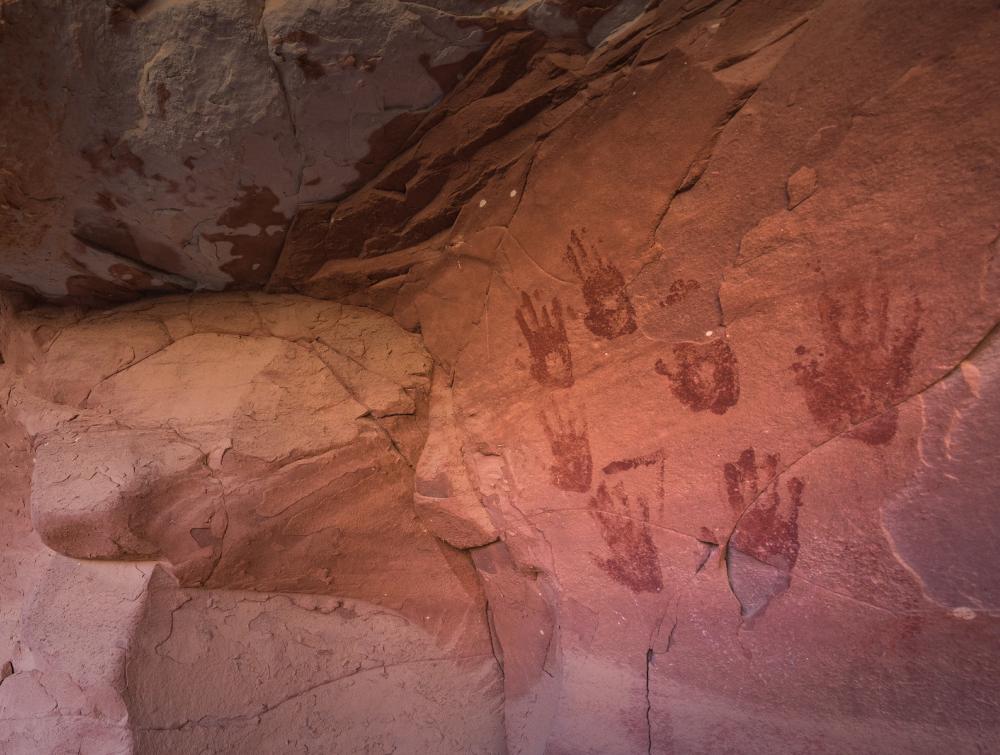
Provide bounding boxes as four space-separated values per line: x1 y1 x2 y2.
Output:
655 338 740 415
515 291 574 388
660 278 700 307
724 447 779 515
589 481 663 593
792 278 923 445
540 403 592 493
564 229 638 340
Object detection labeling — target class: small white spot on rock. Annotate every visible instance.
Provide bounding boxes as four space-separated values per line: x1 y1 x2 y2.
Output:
252 263 261 270
510 189 518 198
951 606 976 620
539 629 545 635
479 199 487 208
705 330 713 337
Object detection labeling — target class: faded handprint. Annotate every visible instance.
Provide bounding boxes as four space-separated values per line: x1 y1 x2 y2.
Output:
589 481 663 593
540 403 592 493
727 466 805 619
724 447 779 516
655 338 740 415
660 278 700 307
731 473 806 571
564 229 637 340
515 291 574 388
791 279 923 445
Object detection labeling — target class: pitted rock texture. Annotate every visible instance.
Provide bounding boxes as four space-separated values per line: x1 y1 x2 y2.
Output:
3 0 1000 753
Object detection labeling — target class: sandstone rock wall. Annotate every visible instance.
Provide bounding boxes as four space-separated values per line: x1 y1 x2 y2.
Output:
2 0 1000 753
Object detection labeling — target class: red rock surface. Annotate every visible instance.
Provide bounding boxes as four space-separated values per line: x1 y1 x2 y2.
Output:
3 0 1000 752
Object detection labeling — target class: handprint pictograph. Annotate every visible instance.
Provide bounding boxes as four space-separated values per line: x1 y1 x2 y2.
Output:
791 279 923 445
733 477 806 571
564 229 637 340
726 452 806 619
515 291 574 388
589 481 663 593
724 447 779 516
540 403 592 493
655 338 740 415
726 448 805 572
660 278 700 307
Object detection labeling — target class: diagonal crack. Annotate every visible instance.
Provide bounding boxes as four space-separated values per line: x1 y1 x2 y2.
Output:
139 652 497 731
627 84 761 291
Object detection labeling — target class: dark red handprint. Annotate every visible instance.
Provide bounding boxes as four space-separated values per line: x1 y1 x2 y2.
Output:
589 481 663 593
515 291 574 388
791 279 923 445
655 338 740 415
726 456 806 619
732 476 806 571
564 229 637 340
540 403 592 493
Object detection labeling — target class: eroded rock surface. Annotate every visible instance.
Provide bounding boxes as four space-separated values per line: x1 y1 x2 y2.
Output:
3 0 1000 753
0 293 503 753
0 0 647 302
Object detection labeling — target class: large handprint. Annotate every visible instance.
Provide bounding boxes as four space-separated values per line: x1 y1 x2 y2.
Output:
791 279 923 445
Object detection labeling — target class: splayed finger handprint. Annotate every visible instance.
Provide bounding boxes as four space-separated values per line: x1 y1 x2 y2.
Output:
515 291 574 388
540 402 592 493
589 481 663 593
725 449 806 619
564 229 637 340
791 278 923 445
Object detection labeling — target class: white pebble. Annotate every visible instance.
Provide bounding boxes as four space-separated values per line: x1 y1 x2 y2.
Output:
478 199 487 208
